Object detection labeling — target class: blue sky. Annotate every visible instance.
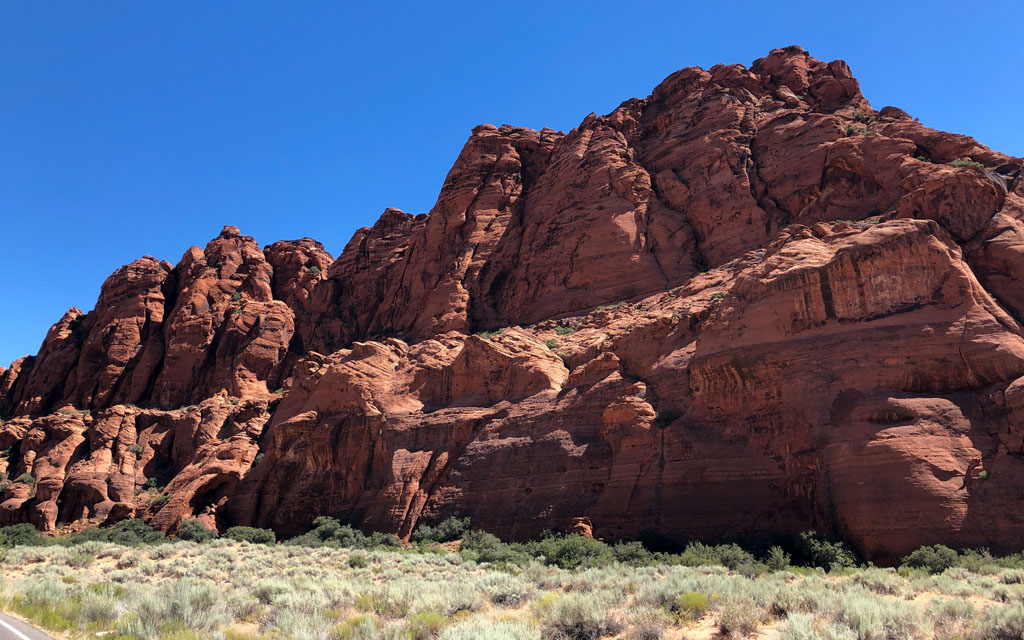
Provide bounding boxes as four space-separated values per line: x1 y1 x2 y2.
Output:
2 1 1021 367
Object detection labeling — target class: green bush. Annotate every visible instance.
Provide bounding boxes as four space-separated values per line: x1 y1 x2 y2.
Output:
676 591 708 621
950 159 984 169
530 533 613 570
176 520 217 543
230 292 242 301
901 544 959 574
977 604 1024 640
612 540 655 566
710 292 726 301
474 328 505 339
411 516 471 544
554 326 575 336
459 530 530 567
348 552 368 568
407 611 447 640
307 265 321 275
798 531 857 571
765 545 792 571
545 338 558 349
0 523 44 547
107 519 166 545
541 593 623 640
287 516 397 549
16 472 35 487
223 526 276 545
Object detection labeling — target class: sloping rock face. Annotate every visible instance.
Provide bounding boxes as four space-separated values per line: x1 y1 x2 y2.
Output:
2 46 1024 561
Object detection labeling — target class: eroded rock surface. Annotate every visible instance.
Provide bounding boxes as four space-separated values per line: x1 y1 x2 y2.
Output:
2 46 1023 561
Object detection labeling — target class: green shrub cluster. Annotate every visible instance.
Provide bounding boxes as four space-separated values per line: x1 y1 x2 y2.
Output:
411 516 471 544
286 516 400 549
176 520 217 543
950 158 984 168
222 526 276 545
0 519 166 548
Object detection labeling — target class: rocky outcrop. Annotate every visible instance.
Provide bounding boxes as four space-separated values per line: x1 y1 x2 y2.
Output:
2 46 1024 561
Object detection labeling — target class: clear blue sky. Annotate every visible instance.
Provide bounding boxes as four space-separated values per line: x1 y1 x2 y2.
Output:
2 1 1021 367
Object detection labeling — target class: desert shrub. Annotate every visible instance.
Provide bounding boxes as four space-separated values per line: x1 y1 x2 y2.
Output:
850 567 902 595
977 604 1024 640
406 610 447 639
780 613 855 640
719 598 765 638
15 472 34 487
177 520 217 543
530 533 613 570
675 541 754 570
289 516 397 549
546 338 558 349
459 530 530 567
474 328 505 339
478 573 532 607
223 526 276 545
348 551 368 568
0 523 44 547
332 614 381 640
798 531 857 571
151 494 170 509
676 591 709 620
837 589 924 640
764 545 791 571
710 291 726 301
927 597 975 640
612 540 655 566
108 519 166 545
230 292 242 301
438 616 539 640
555 326 575 336
624 605 671 640
950 159 984 168
308 265 321 275
540 593 623 640
901 544 959 574
411 517 470 544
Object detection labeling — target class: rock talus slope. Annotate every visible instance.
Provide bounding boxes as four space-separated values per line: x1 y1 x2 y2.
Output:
3 46 1024 561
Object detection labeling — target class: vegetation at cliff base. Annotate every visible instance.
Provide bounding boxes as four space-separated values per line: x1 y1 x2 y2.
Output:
3 519 1024 639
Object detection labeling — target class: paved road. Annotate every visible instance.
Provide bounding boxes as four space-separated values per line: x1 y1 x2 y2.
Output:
0 613 53 640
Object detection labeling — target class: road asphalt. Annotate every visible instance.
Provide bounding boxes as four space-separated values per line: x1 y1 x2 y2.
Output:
0 613 53 640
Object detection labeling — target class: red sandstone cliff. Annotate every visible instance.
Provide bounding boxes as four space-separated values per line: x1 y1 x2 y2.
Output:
3 46 1024 561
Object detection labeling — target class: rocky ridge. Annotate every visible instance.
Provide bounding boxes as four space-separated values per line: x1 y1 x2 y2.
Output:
2 46 1024 562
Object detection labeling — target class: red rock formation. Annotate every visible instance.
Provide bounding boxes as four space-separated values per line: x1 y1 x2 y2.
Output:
2 46 1024 561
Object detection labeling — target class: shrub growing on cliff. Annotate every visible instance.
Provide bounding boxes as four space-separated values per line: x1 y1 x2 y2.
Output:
412 516 471 544
950 159 984 169
16 472 35 487
223 526 276 545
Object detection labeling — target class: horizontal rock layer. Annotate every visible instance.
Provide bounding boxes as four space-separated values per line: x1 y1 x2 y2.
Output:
2 46 1024 561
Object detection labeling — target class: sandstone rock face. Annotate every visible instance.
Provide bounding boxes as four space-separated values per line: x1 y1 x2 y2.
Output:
2 46 1024 561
